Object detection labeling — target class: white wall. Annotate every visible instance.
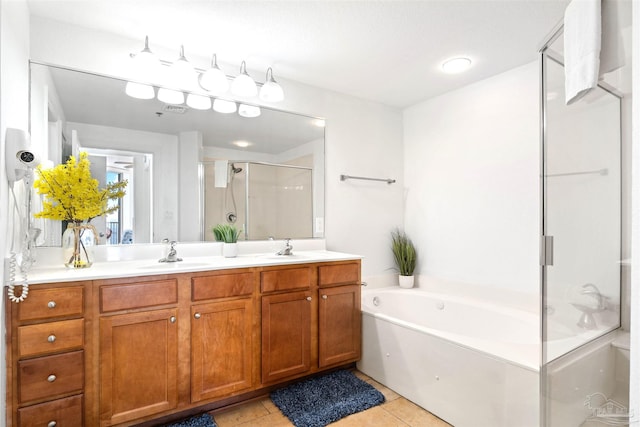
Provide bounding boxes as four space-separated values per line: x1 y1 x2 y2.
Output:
403 62 540 297
29 16 404 280
0 0 31 422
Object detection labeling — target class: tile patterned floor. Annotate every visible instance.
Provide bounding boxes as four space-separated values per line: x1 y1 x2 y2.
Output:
211 371 452 427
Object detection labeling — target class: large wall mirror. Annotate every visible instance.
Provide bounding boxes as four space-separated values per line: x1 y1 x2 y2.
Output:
30 62 325 245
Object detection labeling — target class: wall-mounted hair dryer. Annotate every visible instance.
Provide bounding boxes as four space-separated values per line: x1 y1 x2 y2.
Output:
5 128 41 184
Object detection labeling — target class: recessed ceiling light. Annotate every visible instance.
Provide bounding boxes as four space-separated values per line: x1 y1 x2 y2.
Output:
232 140 252 148
442 57 472 74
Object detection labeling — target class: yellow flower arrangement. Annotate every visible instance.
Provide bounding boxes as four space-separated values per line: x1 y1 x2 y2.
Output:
34 152 128 223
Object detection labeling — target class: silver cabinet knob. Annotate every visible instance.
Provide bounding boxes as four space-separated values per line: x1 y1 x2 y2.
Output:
306 296 312 301
48 421 57 427
322 295 328 300
170 316 176 323
47 301 56 309
47 335 56 343
47 374 57 383
194 313 201 319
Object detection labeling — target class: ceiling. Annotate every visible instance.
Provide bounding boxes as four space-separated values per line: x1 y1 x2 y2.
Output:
26 0 572 109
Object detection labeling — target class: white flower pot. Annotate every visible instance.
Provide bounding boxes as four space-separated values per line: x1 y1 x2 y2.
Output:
223 242 238 258
398 275 414 289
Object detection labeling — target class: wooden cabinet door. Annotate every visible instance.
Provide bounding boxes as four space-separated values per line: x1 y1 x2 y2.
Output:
99 308 178 426
318 285 361 368
191 299 253 402
261 291 311 383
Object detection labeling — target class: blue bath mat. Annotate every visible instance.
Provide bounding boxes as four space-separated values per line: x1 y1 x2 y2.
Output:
163 413 217 427
270 370 385 427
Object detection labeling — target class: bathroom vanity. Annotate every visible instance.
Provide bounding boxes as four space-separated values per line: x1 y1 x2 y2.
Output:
5 253 361 426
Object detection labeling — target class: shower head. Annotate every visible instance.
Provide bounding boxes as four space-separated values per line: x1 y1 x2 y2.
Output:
230 163 243 174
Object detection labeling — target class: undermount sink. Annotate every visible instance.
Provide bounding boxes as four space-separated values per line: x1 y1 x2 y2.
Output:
138 262 210 270
258 253 308 260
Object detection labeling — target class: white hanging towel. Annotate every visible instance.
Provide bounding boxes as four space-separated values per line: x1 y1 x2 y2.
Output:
214 160 228 188
564 0 602 105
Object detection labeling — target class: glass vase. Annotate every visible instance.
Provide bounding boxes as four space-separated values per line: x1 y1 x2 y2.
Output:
62 223 97 268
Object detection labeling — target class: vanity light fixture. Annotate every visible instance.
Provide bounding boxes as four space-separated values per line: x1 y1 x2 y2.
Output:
441 57 472 74
238 104 261 118
125 37 285 105
259 68 284 102
213 99 237 114
199 54 229 94
186 93 212 110
231 61 258 97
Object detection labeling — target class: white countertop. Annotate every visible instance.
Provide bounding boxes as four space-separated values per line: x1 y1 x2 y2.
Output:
26 248 362 284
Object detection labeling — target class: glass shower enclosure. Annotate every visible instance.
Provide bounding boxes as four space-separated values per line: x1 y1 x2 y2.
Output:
201 161 314 241
540 25 627 426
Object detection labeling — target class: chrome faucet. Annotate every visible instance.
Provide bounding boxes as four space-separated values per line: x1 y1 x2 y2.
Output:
571 283 606 329
276 238 293 256
159 240 182 263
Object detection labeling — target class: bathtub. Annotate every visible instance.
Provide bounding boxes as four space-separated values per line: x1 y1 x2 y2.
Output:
357 286 540 427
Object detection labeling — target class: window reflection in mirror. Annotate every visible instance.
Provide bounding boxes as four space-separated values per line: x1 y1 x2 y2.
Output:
29 62 325 245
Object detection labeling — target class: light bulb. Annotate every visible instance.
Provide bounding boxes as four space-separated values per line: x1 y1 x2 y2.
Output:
238 104 261 118
157 88 185 105
186 94 212 110
200 54 229 94
125 82 155 100
259 68 284 102
213 99 237 114
231 61 257 97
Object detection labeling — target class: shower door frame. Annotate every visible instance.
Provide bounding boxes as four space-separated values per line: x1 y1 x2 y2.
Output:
538 22 624 426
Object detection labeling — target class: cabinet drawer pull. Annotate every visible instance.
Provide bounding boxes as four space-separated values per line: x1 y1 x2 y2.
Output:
47 335 56 343
322 294 328 300
47 374 57 383
47 301 57 309
194 313 201 319
306 296 312 301
170 316 176 323
48 421 57 427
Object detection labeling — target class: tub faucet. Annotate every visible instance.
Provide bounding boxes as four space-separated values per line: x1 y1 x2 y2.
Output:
159 240 182 263
276 238 293 256
580 283 606 310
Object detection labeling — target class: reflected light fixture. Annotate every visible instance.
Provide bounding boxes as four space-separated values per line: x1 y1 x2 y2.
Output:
231 61 258 97
259 68 284 102
213 99 237 114
186 93 212 110
157 88 185 105
199 54 229 94
312 118 326 128
125 81 155 100
238 104 261 118
441 57 472 74
232 140 252 148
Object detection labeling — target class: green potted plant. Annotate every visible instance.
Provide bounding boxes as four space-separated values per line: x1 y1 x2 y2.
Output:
213 223 241 257
391 228 417 288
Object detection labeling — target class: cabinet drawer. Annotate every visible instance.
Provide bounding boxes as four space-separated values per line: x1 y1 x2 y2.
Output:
18 319 84 358
100 279 178 312
318 263 360 287
192 272 254 301
19 350 84 404
18 394 83 427
261 267 311 293
17 286 84 322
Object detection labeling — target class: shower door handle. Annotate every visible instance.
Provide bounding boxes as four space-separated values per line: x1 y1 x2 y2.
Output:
541 235 554 266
